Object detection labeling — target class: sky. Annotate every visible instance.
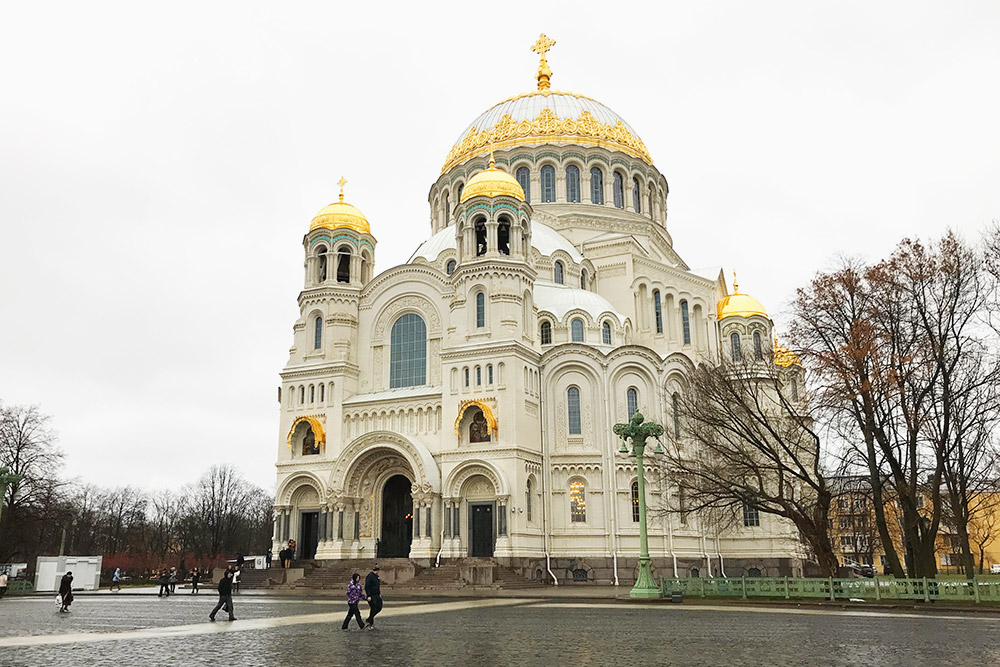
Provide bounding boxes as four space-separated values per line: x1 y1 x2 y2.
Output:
2 1 998 493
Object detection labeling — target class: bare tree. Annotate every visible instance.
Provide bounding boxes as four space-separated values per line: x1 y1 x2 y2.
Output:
660 348 838 576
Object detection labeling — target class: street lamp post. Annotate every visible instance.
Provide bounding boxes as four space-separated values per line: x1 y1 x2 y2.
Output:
613 412 664 599
0 465 23 530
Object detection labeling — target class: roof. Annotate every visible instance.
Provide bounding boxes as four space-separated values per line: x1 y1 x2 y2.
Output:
409 221 582 263
343 386 442 405
534 281 627 325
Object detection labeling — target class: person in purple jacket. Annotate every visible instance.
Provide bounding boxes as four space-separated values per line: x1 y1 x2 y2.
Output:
341 573 367 630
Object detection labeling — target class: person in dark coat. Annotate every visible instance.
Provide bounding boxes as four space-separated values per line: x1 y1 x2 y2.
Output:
342 573 367 630
157 569 171 597
364 565 382 629
190 567 201 594
209 569 236 621
58 571 74 612
266 549 272 569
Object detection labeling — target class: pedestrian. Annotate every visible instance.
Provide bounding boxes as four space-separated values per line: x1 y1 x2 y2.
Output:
233 568 241 594
266 549 272 569
236 553 245 569
190 567 200 594
111 567 122 593
342 573 367 630
0 570 8 598
58 571 74 612
209 569 236 622
169 567 178 594
158 569 171 597
364 565 382 629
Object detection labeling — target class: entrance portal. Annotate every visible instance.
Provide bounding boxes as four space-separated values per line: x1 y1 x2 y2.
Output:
469 502 494 557
379 475 413 558
300 511 319 559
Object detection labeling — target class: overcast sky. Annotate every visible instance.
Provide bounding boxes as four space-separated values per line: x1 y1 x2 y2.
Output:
2 2 998 493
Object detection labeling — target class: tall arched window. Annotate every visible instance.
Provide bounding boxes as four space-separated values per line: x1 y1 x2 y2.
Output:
497 217 510 255
457 183 464 202
672 392 681 437
653 290 663 334
516 167 531 203
633 177 642 213
540 321 552 345
681 300 691 345
631 480 640 522
526 478 533 522
313 315 323 350
446 259 456 275
444 192 450 225
476 366 482 385
475 218 487 256
316 246 328 282
731 332 742 362
791 378 799 401
602 321 612 345
570 318 584 342
590 167 604 204
336 247 351 283
627 387 638 418
613 172 624 208
389 313 427 388
540 165 555 202
309 385 315 403
475 292 486 328
570 479 586 522
487 364 493 384
753 331 763 361
319 383 325 403
580 268 587 290
554 260 564 284
566 165 580 202
567 386 582 434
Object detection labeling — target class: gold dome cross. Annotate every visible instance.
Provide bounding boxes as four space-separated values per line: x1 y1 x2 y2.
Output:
337 176 347 202
531 33 556 91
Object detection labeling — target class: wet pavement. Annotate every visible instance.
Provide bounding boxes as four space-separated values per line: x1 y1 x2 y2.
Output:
0 593 997 666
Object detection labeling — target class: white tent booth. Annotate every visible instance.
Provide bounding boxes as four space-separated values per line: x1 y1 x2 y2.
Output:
34 556 103 592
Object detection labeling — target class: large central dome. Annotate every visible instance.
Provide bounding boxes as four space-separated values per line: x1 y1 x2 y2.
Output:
441 37 652 173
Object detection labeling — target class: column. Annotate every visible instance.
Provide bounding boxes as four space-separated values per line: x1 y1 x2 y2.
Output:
319 509 327 542
497 502 507 537
425 506 432 538
486 221 498 256
444 501 452 539
338 509 345 540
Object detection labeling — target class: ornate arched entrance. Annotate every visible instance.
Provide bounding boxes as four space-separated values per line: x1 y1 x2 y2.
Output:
379 475 413 558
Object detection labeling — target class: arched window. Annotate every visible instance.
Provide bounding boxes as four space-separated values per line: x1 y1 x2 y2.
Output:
753 331 763 361
457 183 464 202
487 364 493 384
747 567 762 578
526 478 533 522
540 321 552 345
613 172 624 208
475 366 482 386
648 189 654 218
516 166 531 203
464 367 470 387
690 567 700 578
627 387 639 418
313 315 323 350
672 392 681 437
336 247 351 283
743 500 760 527
590 167 604 204
389 313 427 388
731 332 742 362
602 321 612 345
444 192 450 225
446 259 456 276
571 318 584 342
498 217 510 255
299 386 305 404
633 177 642 213
316 246 328 282
469 408 490 442
565 165 580 202
580 268 587 290
681 300 690 345
569 479 586 522
475 291 486 328
567 386 582 434
319 383 325 403
300 424 319 455
309 385 315 403
554 260 564 284
653 290 663 334
475 218 487 256
791 378 799 401
631 480 640 523
540 165 555 202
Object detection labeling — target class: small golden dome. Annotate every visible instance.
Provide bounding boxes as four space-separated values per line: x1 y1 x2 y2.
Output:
309 178 371 234
773 339 802 367
460 158 525 203
716 274 768 319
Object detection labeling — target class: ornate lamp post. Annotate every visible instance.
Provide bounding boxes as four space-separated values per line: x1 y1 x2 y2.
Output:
0 466 22 529
613 412 664 599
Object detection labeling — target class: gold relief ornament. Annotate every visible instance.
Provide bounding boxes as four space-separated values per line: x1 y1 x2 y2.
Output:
454 399 498 438
286 416 327 450
441 108 653 174
773 338 802 367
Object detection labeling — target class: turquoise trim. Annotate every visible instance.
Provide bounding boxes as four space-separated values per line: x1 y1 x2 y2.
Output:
309 234 376 252
466 202 521 215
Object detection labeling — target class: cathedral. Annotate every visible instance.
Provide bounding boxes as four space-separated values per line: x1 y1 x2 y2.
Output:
272 36 808 584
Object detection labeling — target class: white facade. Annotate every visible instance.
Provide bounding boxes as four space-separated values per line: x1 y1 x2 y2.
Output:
272 82 807 582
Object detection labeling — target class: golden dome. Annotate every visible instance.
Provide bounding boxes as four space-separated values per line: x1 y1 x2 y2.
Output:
460 158 525 202
773 339 802 367
716 274 769 319
309 178 370 234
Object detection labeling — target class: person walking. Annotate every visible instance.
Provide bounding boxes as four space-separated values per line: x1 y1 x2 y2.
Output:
341 573 367 630
209 569 236 622
169 567 178 594
0 570 8 598
266 549 273 569
190 567 200 594
157 569 171 597
110 568 122 592
58 571 74 612
232 568 241 594
364 565 382 629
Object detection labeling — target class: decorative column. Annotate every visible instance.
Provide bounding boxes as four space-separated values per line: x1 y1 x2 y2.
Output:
486 220 499 256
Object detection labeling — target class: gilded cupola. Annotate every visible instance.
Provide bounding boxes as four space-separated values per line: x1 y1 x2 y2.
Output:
460 156 525 202
309 178 371 234
716 273 769 319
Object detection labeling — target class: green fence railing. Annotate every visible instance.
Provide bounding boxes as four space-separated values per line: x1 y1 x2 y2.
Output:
659 576 1000 603
5 579 34 596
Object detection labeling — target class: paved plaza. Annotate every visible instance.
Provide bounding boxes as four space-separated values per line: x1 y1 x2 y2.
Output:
0 593 998 666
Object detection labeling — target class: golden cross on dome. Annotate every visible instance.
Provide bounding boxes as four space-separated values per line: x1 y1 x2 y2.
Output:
733 270 739 293
337 176 347 202
531 33 556 91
